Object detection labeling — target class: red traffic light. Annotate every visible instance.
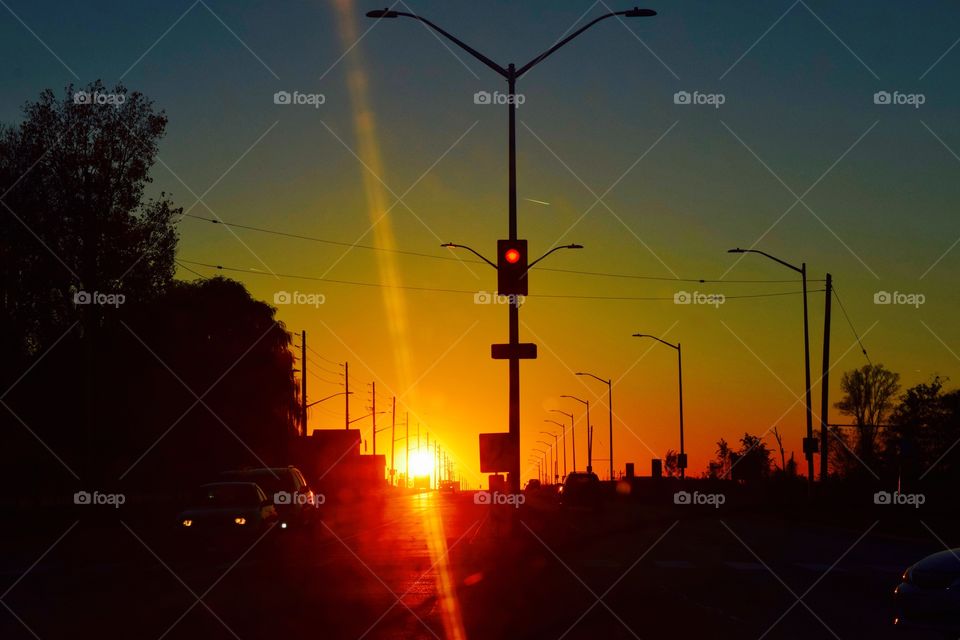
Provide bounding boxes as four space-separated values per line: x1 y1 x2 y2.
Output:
504 248 521 264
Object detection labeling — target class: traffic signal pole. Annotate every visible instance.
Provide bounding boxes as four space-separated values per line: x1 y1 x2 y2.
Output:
507 65 521 496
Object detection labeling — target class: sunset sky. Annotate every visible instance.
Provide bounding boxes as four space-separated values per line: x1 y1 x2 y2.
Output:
4 1 960 485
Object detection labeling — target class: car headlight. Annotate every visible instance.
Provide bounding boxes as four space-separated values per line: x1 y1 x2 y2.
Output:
234 517 246 526
181 519 192 527
901 566 913 583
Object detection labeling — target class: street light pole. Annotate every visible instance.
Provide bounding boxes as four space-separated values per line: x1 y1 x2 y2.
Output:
368 5 657 496
541 431 560 483
576 373 613 480
545 419 567 479
561 395 591 474
728 248 815 487
551 409 575 473
633 334 685 478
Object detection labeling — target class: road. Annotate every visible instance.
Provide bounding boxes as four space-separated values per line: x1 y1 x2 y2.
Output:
0 491 946 639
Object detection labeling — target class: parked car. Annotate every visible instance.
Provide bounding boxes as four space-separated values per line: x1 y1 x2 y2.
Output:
523 479 541 492
894 548 960 634
220 466 319 530
177 482 278 539
558 472 602 509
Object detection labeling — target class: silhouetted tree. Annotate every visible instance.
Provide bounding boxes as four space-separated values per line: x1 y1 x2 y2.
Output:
835 364 900 469
664 449 679 477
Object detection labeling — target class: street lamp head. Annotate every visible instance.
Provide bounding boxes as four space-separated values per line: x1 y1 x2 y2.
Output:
366 9 399 18
623 8 657 17
567 244 584 249
727 248 745 254
440 242 456 248
632 333 650 338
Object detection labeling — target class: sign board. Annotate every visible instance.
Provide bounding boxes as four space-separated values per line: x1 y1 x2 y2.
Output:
677 453 688 469
479 432 515 473
491 343 537 360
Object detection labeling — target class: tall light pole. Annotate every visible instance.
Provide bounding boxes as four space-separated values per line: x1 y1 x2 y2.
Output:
541 431 560 483
551 409 575 473
536 439 554 485
633 334 685 478
544 419 567 478
561 395 592 474
576 372 613 480
368 6 657 496
728 248 815 486
533 447 549 484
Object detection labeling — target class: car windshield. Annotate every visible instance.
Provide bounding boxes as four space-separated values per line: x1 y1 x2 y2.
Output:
192 484 262 508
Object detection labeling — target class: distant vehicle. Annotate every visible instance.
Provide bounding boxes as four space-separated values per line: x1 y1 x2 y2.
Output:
220 466 319 530
894 549 960 633
413 475 431 491
177 482 277 537
558 472 602 508
524 479 541 492
438 480 458 494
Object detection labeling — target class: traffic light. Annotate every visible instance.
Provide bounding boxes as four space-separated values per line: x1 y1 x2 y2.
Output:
497 239 528 296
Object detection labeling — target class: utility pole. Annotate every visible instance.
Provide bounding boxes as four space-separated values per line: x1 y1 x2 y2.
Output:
820 273 832 482
425 430 430 488
301 330 307 437
343 361 349 430
405 412 409 489
371 381 377 456
390 396 396 486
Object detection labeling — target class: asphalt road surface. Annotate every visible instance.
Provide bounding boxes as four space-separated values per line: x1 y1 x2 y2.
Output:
0 491 947 639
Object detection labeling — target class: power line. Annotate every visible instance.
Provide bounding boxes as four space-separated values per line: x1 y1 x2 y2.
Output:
831 284 872 365
305 343 342 367
179 258 818 302
181 214 820 284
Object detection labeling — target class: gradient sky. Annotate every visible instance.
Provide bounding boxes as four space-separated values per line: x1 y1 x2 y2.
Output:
4 1 960 485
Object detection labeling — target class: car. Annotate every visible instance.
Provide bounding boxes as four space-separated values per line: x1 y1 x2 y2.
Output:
177 482 278 539
894 548 960 634
523 479 541 492
438 480 458 494
558 472 602 508
220 466 319 530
